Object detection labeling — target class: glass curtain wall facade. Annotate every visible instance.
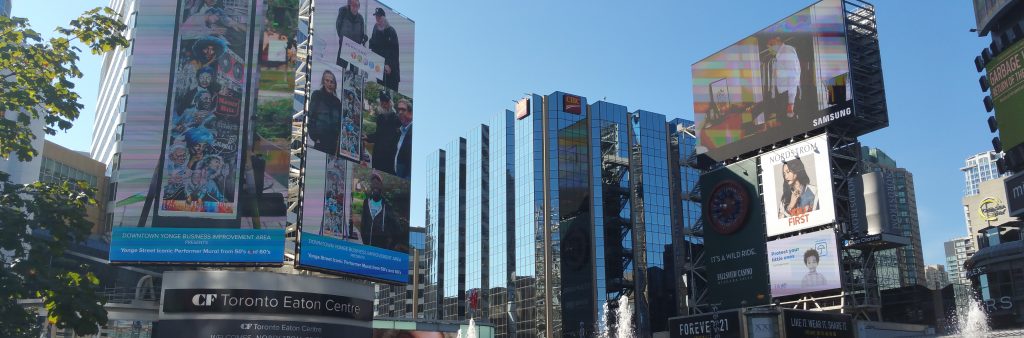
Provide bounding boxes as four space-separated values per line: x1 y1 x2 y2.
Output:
423 92 694 337
443 139 467 320
488 110 516 335
667 118 701 316
962 151 1006 196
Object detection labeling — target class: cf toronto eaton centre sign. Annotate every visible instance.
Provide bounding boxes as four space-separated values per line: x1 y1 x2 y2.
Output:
165 288 371 321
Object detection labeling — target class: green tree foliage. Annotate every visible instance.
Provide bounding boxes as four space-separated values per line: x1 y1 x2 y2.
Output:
0 8 128 337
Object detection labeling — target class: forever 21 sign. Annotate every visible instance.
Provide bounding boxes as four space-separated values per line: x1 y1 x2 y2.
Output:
163 288 373 321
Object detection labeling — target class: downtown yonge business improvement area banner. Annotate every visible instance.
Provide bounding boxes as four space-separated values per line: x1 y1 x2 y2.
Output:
297 0 415 283
110 0 299 263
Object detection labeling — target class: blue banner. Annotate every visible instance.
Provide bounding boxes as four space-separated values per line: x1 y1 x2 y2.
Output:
298 233 409 283
110 228 285 263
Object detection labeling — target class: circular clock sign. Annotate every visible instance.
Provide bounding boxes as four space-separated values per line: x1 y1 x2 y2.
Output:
705 179 751 235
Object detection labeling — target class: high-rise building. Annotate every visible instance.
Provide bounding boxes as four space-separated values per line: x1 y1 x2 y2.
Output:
861 146 926 290
961 151 1007 196
924 264 949 290
423 92 699 337
376 227 428 318
89 0 135 172
0 0 45 186
0 0 10 17
944 236 976 315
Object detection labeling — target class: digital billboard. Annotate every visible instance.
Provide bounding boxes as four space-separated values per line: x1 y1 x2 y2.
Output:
110 0 298 264
701 158 770 309
692 0 854 161
767 229 842 298
760 135 836 237
297 0 414 283
782 309 853 338
988 38 1024 158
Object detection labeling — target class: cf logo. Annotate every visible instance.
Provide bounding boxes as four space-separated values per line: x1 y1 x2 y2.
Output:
192 293 218 306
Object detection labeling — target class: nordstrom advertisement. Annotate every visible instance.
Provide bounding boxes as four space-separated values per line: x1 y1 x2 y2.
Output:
760 135 836 237
701 158 770 309
767 229 842 298
110 0 299 264
298 0 415 283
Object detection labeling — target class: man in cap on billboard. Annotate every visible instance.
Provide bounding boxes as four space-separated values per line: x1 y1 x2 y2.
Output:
369 7 400 91
393 99 412 179
365 90 401 175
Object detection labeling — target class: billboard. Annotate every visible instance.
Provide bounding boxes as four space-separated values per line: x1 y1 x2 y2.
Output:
988 38 1024 157
692 0 854 161
760 135 835 236
701 158 770 309
297 0 414 283
973 0 1017 34
110 0 298 264
782 310 853 338
767 229 842 298
1007 171 1024 217
668 311 743 338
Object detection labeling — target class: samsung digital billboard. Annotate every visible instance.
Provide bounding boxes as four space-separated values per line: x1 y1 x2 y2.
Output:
110 0 298 264
701 158 770 309
760 135 836 237
297 0 414 284
767 229 842 298
693 0 857 161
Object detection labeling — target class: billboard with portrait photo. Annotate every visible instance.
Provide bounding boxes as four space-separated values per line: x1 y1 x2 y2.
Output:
298 0 413 282
109 0 293 264
760 135 835 237
767 229 842 298
692 0 856 161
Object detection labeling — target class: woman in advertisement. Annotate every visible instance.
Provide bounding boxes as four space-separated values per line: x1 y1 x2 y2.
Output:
779 157 818 218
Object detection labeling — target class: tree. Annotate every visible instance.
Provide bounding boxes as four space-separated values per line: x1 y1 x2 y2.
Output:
0 8 128 337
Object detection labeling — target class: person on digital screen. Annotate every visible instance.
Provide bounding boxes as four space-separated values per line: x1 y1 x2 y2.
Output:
801 249 827 288
360 172 394 249
766 36 801 119
336 0 367 67
364 91 401 175
778 158 817 218
369 7 400 91
189 37 225 73
308 70 343 155
184 0 223 21
393 99 412 179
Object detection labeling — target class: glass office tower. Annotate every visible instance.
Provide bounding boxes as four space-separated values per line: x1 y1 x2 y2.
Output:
424 91 699 337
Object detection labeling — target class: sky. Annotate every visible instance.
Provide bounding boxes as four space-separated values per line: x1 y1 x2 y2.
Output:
13 0 994 266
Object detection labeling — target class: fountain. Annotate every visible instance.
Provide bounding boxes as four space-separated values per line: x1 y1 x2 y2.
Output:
466 318 478 338
615 295 635 338
956 300 991 338
596 294 636 338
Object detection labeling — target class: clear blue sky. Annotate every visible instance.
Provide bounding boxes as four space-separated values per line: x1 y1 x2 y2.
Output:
14 0 992 266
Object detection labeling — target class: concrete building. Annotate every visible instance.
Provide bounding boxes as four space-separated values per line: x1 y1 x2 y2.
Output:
40 140 110 247
861 146 926 290
423 91 700 337
924 264 950 290
0 0 9 17
375 227 428 318
963 176 1015 250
